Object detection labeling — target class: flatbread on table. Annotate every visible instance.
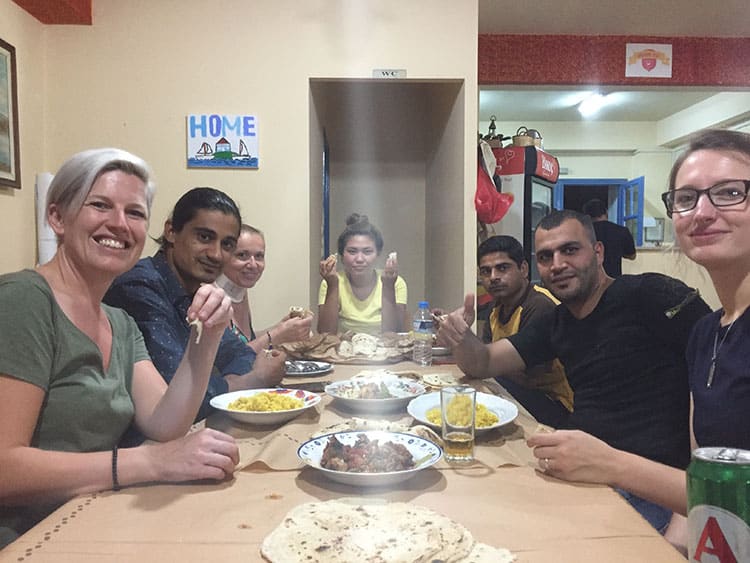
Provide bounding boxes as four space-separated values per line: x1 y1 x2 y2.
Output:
421 371 461 388
311 418 442 446
260 499 514 562
311 417 411 438
279 332 409 364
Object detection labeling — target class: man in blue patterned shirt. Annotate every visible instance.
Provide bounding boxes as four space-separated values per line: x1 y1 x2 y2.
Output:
105 188 285 421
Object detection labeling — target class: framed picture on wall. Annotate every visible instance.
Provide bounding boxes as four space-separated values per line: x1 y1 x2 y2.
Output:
0 37 20 189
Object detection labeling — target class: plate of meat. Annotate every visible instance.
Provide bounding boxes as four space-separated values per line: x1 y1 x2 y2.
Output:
325 374 426 414
297 430 442 487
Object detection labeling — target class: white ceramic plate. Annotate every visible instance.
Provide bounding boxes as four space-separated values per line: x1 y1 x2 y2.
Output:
406 391 518 434
325 376 426 414
297 430 442 487
285 360 333 377
210 388 321 425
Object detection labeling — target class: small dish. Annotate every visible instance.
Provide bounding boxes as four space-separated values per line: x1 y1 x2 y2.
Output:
285 360 333 377
209 388 321 425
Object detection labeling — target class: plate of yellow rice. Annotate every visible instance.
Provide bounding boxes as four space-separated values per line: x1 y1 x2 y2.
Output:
406 391 518 434
210 388 321 425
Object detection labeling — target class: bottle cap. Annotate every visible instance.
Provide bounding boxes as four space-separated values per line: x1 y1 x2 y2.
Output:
418 300 429 308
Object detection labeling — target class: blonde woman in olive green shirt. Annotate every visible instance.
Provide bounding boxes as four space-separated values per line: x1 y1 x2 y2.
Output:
0 149 239 546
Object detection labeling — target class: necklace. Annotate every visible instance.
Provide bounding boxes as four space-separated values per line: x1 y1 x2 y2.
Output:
707 317 737 388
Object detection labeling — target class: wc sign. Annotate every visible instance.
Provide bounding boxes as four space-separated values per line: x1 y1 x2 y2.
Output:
186 114 259 169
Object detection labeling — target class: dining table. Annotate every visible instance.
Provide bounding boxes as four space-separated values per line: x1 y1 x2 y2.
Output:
0 360 685 562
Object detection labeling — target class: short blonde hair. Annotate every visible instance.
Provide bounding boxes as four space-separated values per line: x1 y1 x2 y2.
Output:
46 148 155 221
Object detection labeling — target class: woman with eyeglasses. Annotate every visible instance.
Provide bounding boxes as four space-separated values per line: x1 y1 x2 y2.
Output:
216 224 313 353
527 128 750 549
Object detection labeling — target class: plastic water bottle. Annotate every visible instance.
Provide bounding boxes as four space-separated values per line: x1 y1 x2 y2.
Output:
412 300 433 366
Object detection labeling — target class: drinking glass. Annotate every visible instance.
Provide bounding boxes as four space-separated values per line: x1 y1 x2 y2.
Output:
440 385 476 463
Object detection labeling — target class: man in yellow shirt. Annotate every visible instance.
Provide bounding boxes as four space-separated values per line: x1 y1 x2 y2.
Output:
478 236 573 426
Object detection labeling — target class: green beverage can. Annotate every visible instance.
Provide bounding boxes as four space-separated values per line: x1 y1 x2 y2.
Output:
687 447 750 562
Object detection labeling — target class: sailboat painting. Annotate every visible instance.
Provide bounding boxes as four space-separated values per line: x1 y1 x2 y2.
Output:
186 114 259 169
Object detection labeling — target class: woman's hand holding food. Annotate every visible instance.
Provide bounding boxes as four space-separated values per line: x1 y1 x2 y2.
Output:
145 428 239 482
381 251 398 287
248 348 287 388
275 314 314 344
319 254 338 285
526 429 620 484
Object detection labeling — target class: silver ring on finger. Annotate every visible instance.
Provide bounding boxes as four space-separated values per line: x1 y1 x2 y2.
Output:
543 457 551 471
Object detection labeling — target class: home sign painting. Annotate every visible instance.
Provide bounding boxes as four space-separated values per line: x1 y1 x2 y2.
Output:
187 114 258 169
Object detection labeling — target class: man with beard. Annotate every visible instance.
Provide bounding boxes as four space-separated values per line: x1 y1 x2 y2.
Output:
476 235 572 427
439 210 710 534
105 188 285 421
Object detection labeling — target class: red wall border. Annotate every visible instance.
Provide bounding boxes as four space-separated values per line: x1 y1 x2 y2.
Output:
479 35 750 87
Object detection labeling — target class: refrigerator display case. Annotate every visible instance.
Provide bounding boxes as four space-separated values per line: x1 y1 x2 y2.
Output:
491 145 560 283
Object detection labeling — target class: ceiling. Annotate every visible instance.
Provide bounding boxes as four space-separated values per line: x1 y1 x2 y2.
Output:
478 0 749 123
479 87 724 123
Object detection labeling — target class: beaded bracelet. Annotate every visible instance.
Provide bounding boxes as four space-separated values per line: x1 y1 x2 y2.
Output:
112 446 121 491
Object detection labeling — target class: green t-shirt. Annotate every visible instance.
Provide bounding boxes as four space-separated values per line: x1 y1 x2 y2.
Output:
0 270 150 542
0 270 150 450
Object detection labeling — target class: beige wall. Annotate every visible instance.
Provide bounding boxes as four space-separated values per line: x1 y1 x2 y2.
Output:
0 2 46 271
2 0 478 329
315 80 468 312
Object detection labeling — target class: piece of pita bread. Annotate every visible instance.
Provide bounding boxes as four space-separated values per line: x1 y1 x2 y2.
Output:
421 371 461 388
464 542 516 562
311 417 410 438
351 333 379 356
289 306 313 318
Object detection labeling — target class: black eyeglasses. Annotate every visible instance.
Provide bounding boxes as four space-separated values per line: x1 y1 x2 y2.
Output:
661 179 750 218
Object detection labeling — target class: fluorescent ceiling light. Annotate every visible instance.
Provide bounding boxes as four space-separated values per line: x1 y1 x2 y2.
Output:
578 93 609 117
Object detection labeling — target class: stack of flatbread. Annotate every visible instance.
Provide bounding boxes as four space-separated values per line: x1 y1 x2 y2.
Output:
280 332 409 363
261 500 515 562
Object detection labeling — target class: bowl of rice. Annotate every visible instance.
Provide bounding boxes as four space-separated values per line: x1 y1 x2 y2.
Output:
210 388 321 425
406 391 518 434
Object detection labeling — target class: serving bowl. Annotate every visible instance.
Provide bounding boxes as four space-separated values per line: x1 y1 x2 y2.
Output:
210 388 321 425
325 375 426 414
297 430 442 487
407 391 518 434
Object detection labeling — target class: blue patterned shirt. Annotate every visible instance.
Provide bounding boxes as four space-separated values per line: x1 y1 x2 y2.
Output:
104 252 255 420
